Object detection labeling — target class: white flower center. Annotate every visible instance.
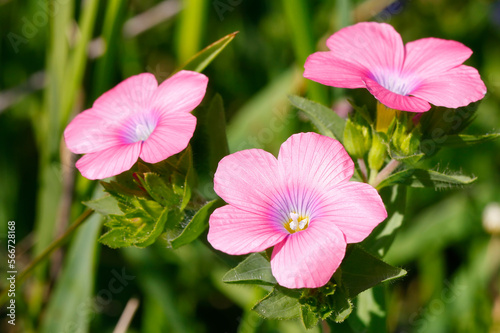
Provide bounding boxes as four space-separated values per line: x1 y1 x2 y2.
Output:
121 111 158 144
373 71 418 96
285 212 309 234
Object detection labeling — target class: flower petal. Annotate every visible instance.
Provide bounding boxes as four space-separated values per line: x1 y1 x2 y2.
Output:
149 70 208 115
64 73 158 154
317 182 387 244
208 205 287 255
410 65 487 109
403 38 472 78
75 142 142 180
64 111 123 154
326 22 405 74
270 223 346 288
364 78 431 112
214 148 283 214
92 73 158 122
139 112 196 163
277 132 354 192
304 52 368 88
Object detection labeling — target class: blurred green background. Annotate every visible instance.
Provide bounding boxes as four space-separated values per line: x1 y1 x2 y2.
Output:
1 0 500 332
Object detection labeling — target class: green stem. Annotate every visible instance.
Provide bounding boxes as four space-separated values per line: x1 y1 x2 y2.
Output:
371 159 401 188
0 209 94 306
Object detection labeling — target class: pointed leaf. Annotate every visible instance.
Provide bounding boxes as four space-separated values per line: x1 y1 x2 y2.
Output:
223 252 277 286
362 185 406 257
83 195 122 215
288 95 345 141
170 199 224 249
439 133 500 148
301 304 320 329
179 31 238 73
377 169 476 190
339 246 406 298
329 287 353 323
252 286 301 320
141 173 181 209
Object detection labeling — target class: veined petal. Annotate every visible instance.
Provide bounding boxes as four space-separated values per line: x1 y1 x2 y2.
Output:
214 149 282 214
364 78 431 112
317 182 387 244
149 70 208 115
91 73 158 122
270 223 346 289
326 22 405 74
410 65 487 108
277 132 354 192
64 73 158 154
64 110 123 154
139 112 196 163
403 38 472 78
304 52 368 88
75 142 142 180
208 205 287 255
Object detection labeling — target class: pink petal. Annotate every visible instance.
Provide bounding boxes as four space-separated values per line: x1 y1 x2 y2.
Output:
149 70 208 115
139 112 196 163
64 111 123 154
214 148 281 214
64 73 158 154
304 52 368 89
208 205 287 255
75 142 142 180
270 223 346 289
318 182 387 244
364 78 431 112
91 73 158 122
277 132 354 191
326 22 405 74
410 65 487 109
403 38 472 78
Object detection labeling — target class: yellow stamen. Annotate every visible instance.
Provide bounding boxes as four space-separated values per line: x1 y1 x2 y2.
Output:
376 102 400 133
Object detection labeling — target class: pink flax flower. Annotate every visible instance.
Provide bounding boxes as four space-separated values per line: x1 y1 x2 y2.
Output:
304 22 486 112
64 70 208 180
208 132 387 289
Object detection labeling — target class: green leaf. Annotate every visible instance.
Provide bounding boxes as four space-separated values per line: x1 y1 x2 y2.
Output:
83 195 122 215
252 286 302 320
377 169 476 190
99 205 169 248
288 95 345 142
361 185 406 258
170 199 223 249
222 252 277 286
439 133 500 148
141 173 181 209
179 31 238 73
329 287 353 323
301 304 320 329
339 246 406 298
40 210 102 333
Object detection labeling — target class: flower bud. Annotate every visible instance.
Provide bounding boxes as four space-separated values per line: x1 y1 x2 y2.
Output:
483 203 500 235
368 132 387 171
343 115 372 159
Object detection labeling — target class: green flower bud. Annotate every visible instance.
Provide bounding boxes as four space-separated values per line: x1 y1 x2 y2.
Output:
368 132 387 172
343 115 372 159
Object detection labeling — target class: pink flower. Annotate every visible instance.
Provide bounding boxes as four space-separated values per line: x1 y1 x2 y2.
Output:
304 22 486 112
64 70 208 180
207 132 387 289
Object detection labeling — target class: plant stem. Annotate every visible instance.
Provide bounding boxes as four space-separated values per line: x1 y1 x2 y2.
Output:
357 158 368 183
371 159 401 188
0 209 94 306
